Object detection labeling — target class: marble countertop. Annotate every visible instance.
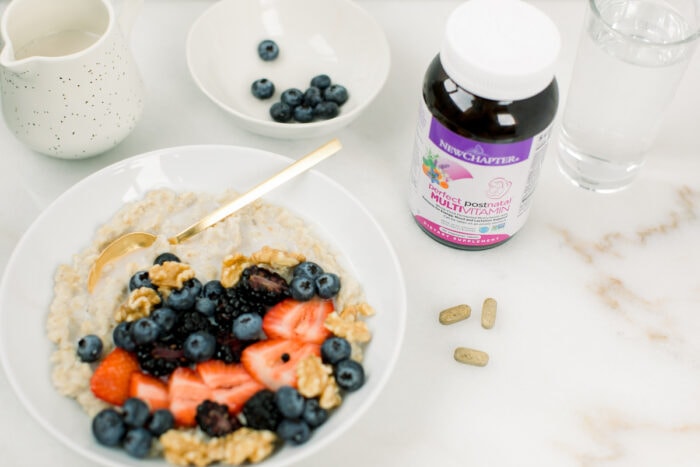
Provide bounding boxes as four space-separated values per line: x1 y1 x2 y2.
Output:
1 1 699 466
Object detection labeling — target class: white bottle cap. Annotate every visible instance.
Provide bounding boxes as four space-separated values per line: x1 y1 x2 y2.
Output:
440 0 561 101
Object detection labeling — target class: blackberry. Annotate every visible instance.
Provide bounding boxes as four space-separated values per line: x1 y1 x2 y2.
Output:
195 400 240 437
214 334 251 364
214 287 266 332
241 390 283 431
172 311 214 343
136 342 187 377
238 266 290 306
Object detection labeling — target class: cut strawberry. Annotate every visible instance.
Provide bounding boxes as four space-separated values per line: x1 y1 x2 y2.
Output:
241 338 321 391
168 367 212 427
262 298 334 344
129 372 169 411
90 347 140 406
195 360 264 414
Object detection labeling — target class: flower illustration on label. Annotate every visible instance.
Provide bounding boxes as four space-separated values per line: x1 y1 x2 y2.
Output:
422 150 472 189
486 177 512 199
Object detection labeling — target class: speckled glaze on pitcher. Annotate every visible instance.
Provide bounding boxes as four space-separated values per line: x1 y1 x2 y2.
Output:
0 0 145 159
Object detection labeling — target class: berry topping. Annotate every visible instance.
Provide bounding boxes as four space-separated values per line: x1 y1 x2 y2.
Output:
251 78 275 99
123 427 153 458
315 272 341 299
173 311 214 343
129 372 170 411
239 266 290 305
195 280 224 317
241 389 282 431
77 334 103 362
232 312 263 341
113 322 137 352
241 338 320 390
274 386 305 419
168 367 212 427
131 317 162 345
195 360 264 414
293 261 324 280
136 342 187 377
122 397 150 428
151 307 178 336
289 276 315 301
276 419 311 445
334 359 365 391
302 398 328 428
146 409 175 436
195 400 241 437
90 347 140 406
166 286 197 311
92 408 126 447
320 336 352 365
129 270 155 291
183 331 217 363
262 298 334 344
257 39 279 61
154 252 180 265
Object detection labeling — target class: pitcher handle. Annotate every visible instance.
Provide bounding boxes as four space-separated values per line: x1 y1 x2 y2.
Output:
117 0 144 38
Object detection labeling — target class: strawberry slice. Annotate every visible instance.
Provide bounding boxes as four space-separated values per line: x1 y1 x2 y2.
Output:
90 347 140 406
196 360 265 414
262 298 334 344
241 338 320 391
129 372 169 411
168 367 212 427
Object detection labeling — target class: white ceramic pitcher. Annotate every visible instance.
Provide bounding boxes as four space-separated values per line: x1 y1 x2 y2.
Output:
0 0 145 159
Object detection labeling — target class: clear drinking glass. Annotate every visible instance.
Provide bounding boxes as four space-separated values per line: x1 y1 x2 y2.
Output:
557 0 700 193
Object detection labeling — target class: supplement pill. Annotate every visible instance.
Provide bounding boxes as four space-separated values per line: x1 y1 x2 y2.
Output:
439 304 471 325
481 298 497 329
453 347 489 367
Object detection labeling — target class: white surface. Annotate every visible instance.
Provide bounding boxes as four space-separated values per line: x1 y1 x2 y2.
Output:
1 1 699 466
186 0 390 139
0 145 405 467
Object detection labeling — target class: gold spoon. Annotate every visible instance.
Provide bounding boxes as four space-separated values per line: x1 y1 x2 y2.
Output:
87 138 342 292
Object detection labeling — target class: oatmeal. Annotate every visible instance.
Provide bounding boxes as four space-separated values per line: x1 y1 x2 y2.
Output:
46 188 372 464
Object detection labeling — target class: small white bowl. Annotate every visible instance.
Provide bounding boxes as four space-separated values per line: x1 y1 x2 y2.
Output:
186 0 391 139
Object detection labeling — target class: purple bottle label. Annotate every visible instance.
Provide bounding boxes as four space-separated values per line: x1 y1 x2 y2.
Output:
408 100 552 248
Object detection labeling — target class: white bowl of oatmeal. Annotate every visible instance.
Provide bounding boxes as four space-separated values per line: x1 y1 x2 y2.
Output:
0 145 406 466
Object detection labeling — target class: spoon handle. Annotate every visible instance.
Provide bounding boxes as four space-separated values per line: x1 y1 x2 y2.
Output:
169 138 342 245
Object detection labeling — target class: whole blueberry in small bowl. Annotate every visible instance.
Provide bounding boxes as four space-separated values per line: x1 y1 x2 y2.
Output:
186 0 390 139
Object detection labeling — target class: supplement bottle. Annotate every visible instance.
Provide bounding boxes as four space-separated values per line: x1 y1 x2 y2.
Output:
408 0 560 250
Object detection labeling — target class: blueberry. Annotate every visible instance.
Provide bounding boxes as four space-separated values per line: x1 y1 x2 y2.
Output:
76 334 103 362
129 270 154 291
310 74 332 90
323 84 349 105
195 280 225 317
276 419 311 445
289 276 315 301
92 408 126 446
232 313 263 341
185 278 203 297
315 272 340 299
257 39 279 61
293 261 324 280
334 359 364 391
274 386 305 419
123 427 153 458
113 322 136 352
131 317 161 345
280 88 304 107
123 397 150 428
303 86 323 107
151 307 178 335
146 409 175 436
153 252 180 265
313 101 339 119
270 101 292 122
183 331 216 362
293 105 315 123
321 336 351 365
166 287 196 311
301 398 328 428
251 78 275 99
